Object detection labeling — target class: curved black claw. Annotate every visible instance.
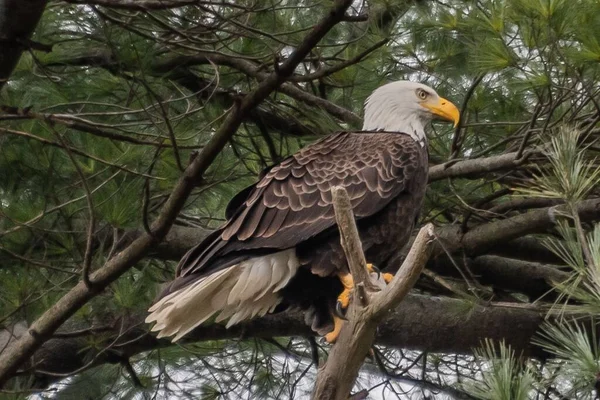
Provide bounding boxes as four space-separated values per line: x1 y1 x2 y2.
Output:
334 301 348 320
370 264 381 280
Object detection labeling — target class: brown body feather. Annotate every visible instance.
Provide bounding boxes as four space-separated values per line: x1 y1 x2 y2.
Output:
155 131 428 335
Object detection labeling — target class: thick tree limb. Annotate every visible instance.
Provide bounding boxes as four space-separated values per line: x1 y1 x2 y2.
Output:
140 198 598 301
0 0 355 386
488 237 563 264
312 188 434 400
429 255 568 299
147 228 567 300
428 198 600 261
459 198 600 255
21 293 553 389
0 0 48 90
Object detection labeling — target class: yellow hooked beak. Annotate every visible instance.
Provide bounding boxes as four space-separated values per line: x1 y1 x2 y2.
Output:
421 97 460 127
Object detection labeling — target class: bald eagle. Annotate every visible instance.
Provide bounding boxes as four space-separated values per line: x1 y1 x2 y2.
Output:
146 81 460 343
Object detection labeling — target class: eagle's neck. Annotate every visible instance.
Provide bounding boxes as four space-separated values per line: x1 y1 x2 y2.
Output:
362 112 427 147
362 98 429 146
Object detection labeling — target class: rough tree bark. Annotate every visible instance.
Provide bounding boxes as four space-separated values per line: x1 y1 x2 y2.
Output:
311 187 435 400
9 291 553 389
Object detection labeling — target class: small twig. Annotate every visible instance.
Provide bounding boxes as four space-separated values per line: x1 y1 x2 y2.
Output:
569 203 597 272
52 325 113 338
348 390 369 400
308 336 320 368
142 144 163 237
0 106 198 148
137 79 184 171
515 102 543 159
107 227 120 260
121 357 144 388
49 126 95 288
0 171 120 239
0 126 164 180
450 74 484 159
289 39 389 82
0 246 78 275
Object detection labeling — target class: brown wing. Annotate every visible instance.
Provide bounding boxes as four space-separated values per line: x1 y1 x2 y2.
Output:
177 131 424 278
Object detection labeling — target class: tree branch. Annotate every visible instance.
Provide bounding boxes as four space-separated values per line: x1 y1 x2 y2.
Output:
312 188 434 400
428 151 532 182
331 186 377 293
153 52 363 126
428 255 569 299
20 293 556 389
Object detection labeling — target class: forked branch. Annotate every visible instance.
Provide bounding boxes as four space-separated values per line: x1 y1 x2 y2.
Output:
312 187 435 400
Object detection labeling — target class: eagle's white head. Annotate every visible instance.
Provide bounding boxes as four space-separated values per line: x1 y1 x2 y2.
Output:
362 81 460 145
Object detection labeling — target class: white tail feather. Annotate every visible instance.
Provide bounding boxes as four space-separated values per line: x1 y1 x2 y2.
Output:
145 249 299 342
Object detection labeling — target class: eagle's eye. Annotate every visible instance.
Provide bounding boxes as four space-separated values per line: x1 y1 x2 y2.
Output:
416 89 429 100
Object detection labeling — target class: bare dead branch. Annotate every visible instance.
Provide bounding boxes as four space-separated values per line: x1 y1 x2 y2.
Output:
371 225 435 316
331 186 378 293
312 188 434 400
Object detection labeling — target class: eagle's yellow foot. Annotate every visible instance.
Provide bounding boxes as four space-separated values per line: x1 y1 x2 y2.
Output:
325 315 344 343
337 273 353 307
333 273 354 319
328 265 394 343
333 265 394 320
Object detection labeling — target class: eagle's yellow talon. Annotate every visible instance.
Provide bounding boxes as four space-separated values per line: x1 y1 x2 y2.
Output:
326 266 393 343
366 263 394 284
337 287 351 309
336 272 354 312
325 315 344 343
